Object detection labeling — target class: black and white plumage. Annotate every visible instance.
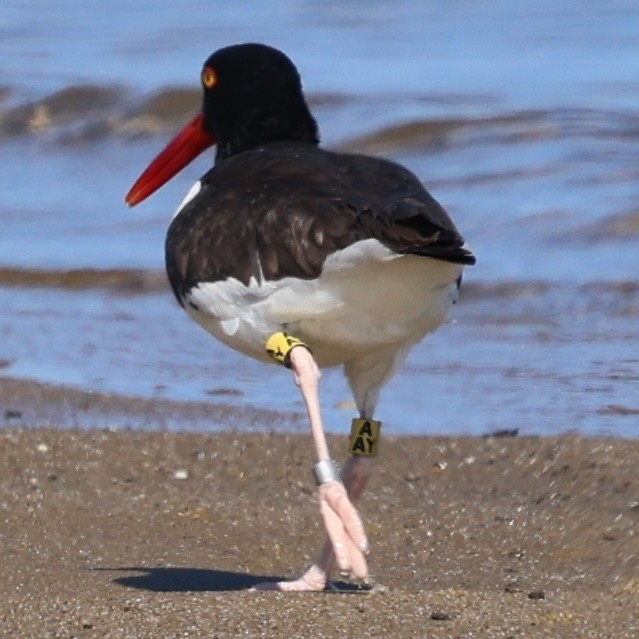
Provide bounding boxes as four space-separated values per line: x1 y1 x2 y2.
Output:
127 43 475 591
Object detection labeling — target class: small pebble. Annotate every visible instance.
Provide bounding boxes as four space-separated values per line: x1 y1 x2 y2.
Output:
528 590 545 600
173 469 189 480
36 443 49 453
430 611 452 621
486 428 519 438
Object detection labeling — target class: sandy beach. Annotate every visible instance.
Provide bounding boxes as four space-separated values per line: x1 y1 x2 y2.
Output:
1 379 637 638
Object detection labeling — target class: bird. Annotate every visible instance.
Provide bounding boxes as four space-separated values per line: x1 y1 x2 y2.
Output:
126 43 475 592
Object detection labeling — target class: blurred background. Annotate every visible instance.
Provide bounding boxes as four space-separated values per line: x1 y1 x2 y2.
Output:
0 1 637 436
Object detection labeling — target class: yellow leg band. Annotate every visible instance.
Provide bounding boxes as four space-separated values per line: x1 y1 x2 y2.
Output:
349 418 381 457
265 332 310 368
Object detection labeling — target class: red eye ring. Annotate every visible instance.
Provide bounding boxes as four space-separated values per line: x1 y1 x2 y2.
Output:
202 67 217 89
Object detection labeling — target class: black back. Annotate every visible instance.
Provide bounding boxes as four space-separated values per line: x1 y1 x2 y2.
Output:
166 142 475 304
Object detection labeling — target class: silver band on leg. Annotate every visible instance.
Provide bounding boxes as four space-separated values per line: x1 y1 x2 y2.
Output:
313 459 341 486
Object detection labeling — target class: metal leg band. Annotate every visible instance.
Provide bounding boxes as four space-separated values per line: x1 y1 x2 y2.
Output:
349 418 381 457
265 331 311 368
312 459 342 486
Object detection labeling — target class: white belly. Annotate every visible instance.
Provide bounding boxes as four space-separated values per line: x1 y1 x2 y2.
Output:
184 239 463 368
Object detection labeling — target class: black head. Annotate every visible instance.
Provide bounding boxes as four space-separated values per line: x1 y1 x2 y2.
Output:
200 43 320 161
126 43 319 206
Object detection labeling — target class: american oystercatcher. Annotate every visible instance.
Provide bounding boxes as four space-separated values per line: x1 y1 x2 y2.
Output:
126 43 475 591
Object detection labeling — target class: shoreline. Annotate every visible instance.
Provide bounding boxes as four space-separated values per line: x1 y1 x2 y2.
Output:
2 373 637 440
0 374 305 434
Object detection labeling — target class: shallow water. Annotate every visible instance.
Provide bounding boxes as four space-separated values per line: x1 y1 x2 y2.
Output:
0 1 638 436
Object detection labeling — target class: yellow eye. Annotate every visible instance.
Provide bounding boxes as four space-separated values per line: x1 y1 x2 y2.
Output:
202 67 217 89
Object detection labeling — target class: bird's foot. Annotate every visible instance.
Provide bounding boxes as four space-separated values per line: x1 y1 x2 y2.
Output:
250 565 329 592
318 480 370 582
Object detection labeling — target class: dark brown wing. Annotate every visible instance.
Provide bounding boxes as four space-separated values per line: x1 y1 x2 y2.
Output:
165 142 475 303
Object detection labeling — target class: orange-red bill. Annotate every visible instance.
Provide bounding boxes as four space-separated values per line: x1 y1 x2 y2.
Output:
125 114 216 207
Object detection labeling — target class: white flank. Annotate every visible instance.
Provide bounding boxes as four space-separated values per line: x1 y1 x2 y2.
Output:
183 238 464 369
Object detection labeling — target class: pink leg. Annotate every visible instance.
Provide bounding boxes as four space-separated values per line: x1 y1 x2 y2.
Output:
253 455 374 592
252 346 373 592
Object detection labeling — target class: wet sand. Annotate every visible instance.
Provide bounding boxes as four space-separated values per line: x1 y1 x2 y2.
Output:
1 380 637 637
